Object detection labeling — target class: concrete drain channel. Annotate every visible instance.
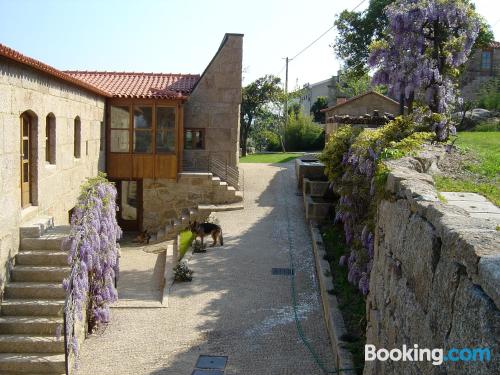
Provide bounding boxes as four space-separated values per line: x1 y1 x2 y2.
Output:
192 355 228 375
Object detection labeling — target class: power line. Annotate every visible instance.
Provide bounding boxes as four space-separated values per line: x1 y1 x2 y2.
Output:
290 0 367 61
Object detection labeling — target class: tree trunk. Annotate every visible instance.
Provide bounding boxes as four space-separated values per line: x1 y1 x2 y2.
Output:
399 92 405 115
407 91 415 114
241 135 247 157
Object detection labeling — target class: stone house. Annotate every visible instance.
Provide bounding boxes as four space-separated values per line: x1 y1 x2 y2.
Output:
321 91 401 136
298 76 339 118
460 41 500 101
0 32 243 296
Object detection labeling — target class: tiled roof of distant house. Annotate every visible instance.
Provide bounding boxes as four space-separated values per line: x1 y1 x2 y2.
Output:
64 71 201 99
320 91 400 113
490 41 500 49
0 43 110 97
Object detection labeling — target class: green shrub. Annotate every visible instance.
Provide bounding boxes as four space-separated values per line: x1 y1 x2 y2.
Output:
285 112 324 151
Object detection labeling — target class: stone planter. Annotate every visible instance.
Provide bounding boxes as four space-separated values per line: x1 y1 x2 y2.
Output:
304 195 332 221
303 178 330 197
295 158 326 190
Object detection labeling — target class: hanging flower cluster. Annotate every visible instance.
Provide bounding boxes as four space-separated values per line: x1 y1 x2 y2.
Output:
321 118 433 296
62 173 122 358
369 0 481 140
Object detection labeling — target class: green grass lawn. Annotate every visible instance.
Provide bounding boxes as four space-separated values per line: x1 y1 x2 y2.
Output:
178 230 194 260
434 131 499 206
239 152 304 163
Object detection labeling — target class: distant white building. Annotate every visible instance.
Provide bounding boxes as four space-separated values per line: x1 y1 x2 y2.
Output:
299 76 339 116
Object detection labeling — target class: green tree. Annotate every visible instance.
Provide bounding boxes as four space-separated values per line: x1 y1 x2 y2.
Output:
240 75 282 156
310 96 328 123
334 0 493 78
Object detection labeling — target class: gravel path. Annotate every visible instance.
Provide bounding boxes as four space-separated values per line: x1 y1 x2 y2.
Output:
75 162 335 375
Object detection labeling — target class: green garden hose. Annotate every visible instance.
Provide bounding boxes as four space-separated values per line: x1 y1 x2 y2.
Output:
281 168 360 374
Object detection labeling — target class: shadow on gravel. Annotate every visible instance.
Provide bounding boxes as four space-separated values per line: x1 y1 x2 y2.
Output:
147 162 335 375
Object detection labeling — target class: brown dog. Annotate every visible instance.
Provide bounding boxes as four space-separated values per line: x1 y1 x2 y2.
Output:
189 221 223 248
133 230 151 244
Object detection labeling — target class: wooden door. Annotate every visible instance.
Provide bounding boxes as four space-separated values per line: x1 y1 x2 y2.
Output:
21 115 31 208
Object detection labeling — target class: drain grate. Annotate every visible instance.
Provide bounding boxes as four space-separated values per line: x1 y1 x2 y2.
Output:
272 267 295 276
192 370 224 375
195 355 228 370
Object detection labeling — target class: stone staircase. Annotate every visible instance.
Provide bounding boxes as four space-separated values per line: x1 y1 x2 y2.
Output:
0 216 69 374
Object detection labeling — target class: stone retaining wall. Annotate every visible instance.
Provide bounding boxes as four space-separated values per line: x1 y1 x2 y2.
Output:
364 156 499 375
142 173 239 231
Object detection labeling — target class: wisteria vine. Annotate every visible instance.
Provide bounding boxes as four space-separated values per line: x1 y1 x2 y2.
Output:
369 0 481 140
321 118 433 296
62 173 122 359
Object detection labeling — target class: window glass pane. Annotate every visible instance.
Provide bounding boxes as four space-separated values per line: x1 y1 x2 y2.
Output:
156 107 176 153
110 106 130 129
134 130 152 153
184 129 204 150
184 130 193 150
134 106 152 129
482 51 492 70
110 129 129 152
194 131 203 149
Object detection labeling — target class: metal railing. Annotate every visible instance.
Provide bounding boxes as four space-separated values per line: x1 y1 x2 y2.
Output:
182 153 244 193
208 156 241 190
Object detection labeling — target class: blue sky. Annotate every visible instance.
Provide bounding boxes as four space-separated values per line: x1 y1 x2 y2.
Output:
0 0 498 88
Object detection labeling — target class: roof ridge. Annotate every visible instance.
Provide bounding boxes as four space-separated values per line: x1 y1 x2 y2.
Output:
64 70 201 77
0 43 110 97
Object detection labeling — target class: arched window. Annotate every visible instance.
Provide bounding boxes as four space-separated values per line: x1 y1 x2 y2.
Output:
45 113 56 164
74 116 81 158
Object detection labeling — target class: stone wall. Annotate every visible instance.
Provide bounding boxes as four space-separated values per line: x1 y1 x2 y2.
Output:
0 56 105 291
183 33 243 170
142 173 238 231
364 156 499 375
461 46 500 101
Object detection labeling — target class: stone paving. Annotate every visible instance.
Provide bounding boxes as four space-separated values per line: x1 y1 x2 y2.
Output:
75 162 335 375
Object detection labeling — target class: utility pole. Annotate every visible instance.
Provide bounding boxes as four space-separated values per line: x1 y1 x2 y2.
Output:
284 57 289 152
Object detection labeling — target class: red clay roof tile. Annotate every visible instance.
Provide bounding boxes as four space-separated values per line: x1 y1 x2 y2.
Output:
490 41 500 49
0 43 110 97
64 71 200 99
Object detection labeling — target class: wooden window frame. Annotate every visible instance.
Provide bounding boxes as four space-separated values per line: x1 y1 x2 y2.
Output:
155 105 177 154
74 117 81 159
184 128 205 150
45 113 56 164
133 105 154 154
109 102 178 155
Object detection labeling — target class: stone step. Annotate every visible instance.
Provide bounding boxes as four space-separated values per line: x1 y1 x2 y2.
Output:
198 203 244 212
16 251 68 266
0 335 64 354
211 176 221 183
11 266 70 283
4 283 65 300
219 181 228 187
1 300 64 317
0 316 62 335
20 233 67 254
0 353 65 374
19 216 54 239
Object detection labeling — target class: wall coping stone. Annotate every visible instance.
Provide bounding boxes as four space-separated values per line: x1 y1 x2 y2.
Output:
384 148 500 309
